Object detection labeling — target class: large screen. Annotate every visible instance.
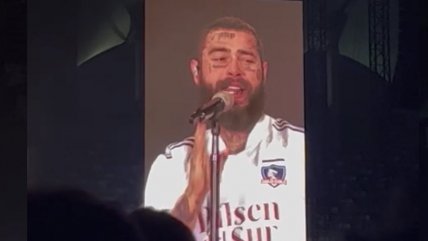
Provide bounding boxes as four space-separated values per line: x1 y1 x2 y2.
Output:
144 2 304 175
144 1 305 240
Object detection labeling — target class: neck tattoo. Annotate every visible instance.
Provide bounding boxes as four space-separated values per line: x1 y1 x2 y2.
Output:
220 129 249 154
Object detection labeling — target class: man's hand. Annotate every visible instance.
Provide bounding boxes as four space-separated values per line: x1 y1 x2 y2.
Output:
186 121 210 200
170 121 228 230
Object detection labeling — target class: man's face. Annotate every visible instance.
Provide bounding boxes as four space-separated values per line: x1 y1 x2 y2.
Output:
193 29 267 110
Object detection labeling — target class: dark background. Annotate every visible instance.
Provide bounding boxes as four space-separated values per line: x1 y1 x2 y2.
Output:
26 0 144 211
0 0 426 241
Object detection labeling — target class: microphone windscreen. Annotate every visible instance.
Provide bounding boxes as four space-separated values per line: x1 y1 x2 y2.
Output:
212 91 234 112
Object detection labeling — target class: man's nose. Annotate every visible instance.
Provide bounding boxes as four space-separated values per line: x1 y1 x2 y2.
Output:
227 58 243 77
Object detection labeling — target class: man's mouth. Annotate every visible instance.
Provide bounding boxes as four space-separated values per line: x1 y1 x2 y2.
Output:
223 84 248 105
224 85 244 95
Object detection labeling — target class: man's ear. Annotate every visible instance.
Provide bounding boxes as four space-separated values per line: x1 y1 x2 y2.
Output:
262 61 268 83
190 59 200 86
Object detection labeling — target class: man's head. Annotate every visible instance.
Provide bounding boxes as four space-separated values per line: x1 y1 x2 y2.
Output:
190 17 268 130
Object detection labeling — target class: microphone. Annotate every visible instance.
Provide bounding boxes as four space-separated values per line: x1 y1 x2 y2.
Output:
189 91 234 124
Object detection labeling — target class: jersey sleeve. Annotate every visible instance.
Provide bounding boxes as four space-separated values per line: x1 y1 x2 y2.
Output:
143 153 188 211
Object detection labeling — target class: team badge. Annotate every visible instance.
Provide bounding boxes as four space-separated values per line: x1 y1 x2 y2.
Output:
261 164 287 187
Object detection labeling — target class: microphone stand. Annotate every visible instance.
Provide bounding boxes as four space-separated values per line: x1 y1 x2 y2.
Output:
209 119 220 241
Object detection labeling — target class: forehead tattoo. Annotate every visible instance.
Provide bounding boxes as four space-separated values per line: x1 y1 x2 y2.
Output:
210 31 236 41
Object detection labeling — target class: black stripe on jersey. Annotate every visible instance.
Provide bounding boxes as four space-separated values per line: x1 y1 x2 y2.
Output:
289 125 304 132
273 124 304 133
171 142 194 149
273 119 304 133
164 137 194 159
274 118 288 126
167 137 194 150
165 142 194 158
261 158 285 163
273 119 288 129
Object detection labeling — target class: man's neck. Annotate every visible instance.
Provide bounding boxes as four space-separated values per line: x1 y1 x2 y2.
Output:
217 111 263 154
220 127 250 154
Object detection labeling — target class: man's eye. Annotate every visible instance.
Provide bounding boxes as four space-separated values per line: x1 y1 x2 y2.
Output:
241 57 256 64
212 57 227 62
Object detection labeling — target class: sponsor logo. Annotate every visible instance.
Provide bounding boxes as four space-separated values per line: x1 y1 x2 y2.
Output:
197 202 280 241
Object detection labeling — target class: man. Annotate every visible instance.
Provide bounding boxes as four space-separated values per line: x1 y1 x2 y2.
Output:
144 17 306 241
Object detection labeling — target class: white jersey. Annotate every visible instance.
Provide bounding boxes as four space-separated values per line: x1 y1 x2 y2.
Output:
144 114 306 241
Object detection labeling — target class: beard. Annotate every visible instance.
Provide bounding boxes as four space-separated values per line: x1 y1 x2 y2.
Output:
199 77 265 131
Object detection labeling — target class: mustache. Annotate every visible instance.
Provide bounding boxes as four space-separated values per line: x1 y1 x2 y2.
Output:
214 78 252 92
